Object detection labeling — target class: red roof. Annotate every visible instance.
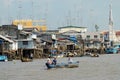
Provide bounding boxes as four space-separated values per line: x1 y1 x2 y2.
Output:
116 31 120 36
101 30 120 36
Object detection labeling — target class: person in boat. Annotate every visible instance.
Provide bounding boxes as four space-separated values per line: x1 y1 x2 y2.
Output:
46 58 55 69
46 58 52 64
68 57 73 64
52 57 57 65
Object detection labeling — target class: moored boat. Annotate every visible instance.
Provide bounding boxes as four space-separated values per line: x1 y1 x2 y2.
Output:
0 55 8 62
21 58 32 62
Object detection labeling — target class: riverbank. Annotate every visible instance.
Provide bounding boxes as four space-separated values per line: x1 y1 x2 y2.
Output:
0 54 120 80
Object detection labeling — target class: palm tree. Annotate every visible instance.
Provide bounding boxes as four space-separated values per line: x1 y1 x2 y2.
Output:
95 24 99 32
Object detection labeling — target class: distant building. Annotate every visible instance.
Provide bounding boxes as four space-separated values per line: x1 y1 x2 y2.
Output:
0 34 18 52
12 20 47 31
116 31 120 41
18 39 36 49
82 32 103 49
0 25 18 38
58 26 87 36
82 32 103 41
58 26 87 33
101 30 120 45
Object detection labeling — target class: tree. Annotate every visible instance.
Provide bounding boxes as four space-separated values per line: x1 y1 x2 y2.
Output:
95 24 99 32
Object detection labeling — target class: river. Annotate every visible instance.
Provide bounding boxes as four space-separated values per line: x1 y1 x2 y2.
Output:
0 54 120 80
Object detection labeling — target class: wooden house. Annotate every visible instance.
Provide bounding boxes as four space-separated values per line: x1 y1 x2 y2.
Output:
0 35 18 60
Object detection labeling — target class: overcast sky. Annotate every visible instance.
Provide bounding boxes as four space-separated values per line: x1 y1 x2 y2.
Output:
0 0 120 31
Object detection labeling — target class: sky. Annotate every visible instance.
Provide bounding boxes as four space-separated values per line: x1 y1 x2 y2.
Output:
0 0 120 31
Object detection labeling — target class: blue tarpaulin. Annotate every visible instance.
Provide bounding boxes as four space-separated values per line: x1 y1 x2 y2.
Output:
68 36 77 43
0 39 3 44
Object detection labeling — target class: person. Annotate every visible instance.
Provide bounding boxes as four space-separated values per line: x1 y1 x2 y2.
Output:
30 53 33 59
52 57 57 65
46 58 52 64
45 58 53 69
68 57 73 64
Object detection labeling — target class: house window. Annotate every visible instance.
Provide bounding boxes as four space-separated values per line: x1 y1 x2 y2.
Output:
86 35 90 39
94 35 98 38
23 41 28 45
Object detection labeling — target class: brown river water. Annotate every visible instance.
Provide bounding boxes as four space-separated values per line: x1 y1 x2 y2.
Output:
0 54 120 80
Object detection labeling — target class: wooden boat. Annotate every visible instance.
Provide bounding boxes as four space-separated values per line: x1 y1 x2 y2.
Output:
46 61 79 69
21 58 32 62
50 53 65 58
65 61 79 68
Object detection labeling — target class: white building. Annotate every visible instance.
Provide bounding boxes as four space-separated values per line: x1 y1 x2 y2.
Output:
82 32 103 41
0 35 18 51
58 26 87 36
82 32 103 49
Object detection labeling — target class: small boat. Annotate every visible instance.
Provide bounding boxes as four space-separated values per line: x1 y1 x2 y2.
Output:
65 61 79 68
46 61 79 69
0 55 8 62
49 53 65 58
21 58 32 62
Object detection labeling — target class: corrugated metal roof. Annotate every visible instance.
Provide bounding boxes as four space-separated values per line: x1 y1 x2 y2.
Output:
0 35 14 43
58 26 87 29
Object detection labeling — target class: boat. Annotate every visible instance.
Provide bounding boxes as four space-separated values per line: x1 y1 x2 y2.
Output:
65 61 79 68
49 53 65 58
0 55 8 62
46 61 79 69
21 58 33 62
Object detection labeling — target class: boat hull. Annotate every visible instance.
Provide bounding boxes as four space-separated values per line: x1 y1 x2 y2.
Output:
46 61 79 69
21 58 32 62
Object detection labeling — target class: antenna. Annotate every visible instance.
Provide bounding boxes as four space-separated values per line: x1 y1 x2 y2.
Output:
44 2 48 26
73 4 77 26
31 0 35 27
31 0 34 21
17 0 23 31
76 0 83 26
90 9 94 31
66 15 69 26
80 0 83 26
18 0 22 21
7 0 10 25
68 10 72 26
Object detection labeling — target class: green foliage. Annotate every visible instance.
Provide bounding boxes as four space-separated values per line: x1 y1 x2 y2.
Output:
95 24 99 32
